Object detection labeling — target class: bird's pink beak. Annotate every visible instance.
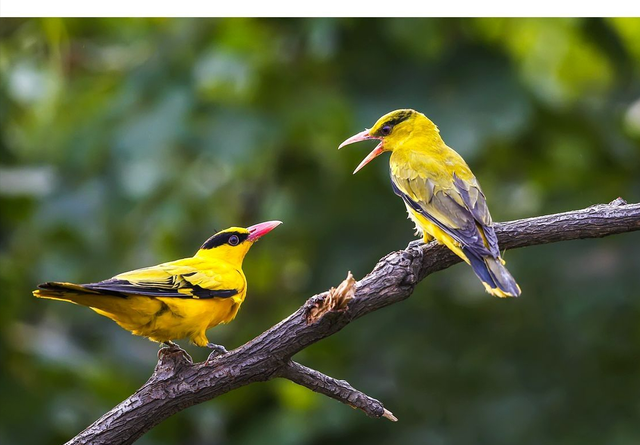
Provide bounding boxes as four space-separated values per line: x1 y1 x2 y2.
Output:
247 220 282 241
338 129 384 174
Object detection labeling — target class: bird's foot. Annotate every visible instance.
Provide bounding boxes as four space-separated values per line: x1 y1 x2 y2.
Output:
157 341 192 364
407 239 425 249
162 340 180 350
205 342 228 364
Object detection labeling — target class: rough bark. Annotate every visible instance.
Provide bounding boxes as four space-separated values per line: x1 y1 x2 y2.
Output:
66 199 640 445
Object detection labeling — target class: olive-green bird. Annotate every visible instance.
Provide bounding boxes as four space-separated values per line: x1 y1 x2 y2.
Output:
339 109 521 298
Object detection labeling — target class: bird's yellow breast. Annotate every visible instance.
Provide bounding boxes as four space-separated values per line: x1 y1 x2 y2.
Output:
390 141 475 183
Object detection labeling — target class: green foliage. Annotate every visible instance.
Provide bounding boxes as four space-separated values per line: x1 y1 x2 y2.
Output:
1 18 639 445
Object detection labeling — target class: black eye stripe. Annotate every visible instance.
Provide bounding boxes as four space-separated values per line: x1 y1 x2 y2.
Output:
201 231 248 249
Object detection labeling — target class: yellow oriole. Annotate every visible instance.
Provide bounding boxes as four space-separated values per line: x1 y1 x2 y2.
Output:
339 109 520 298
34 221 282 352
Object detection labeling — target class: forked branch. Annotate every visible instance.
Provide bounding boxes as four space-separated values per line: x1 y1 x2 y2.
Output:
66 199 640 445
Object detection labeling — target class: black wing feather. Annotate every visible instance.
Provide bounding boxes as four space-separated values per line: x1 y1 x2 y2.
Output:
84 279 238 299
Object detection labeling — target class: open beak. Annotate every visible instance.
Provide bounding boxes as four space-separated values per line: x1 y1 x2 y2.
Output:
247 220 282 242
338 129 384 174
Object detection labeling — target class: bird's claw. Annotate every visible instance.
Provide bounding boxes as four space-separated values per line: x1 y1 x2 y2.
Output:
407 239 425 249
205 343 228 364
157 342 192 364
162 340 180 349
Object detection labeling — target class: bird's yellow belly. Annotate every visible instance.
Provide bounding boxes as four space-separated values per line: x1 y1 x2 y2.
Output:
92 294 244 346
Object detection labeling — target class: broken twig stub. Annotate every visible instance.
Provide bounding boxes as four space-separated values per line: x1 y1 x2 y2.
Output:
305 272 356 324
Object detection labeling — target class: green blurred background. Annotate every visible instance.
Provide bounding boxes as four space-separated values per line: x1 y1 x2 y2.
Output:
1 18 640 445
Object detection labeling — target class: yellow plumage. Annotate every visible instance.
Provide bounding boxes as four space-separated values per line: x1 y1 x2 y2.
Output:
34 221 282 348
340 109 521 298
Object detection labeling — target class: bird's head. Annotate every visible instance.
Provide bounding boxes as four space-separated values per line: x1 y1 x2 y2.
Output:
195 221 282 265
339 109 438 173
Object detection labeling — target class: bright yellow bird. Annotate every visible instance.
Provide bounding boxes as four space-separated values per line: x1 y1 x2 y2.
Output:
339 109 520 298
34 221 282 353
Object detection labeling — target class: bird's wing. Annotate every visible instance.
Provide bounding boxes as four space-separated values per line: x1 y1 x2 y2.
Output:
391 160 499 258
83 259 242 299
451 173 500 257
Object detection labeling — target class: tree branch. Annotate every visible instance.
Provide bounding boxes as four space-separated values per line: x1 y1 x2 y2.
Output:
277 361 398 421
66 199 640 445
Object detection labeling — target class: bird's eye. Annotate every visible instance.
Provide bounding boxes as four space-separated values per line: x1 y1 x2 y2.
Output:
380 125 392 136
228 235 240 246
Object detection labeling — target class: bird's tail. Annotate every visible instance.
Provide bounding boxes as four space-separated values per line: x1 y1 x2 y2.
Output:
33 281 102 305
462 248 521 298
34 282 147 334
